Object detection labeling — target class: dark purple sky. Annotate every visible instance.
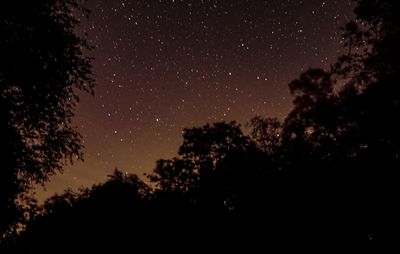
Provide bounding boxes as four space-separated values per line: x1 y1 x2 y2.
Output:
37 0 354 199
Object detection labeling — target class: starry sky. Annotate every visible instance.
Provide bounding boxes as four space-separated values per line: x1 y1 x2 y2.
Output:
37 0 354 199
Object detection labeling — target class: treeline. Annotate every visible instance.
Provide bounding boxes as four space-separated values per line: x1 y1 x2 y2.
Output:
1 0 400 253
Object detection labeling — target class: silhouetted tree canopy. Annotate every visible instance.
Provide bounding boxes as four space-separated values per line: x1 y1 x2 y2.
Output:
0 0 93 236
9 170 152 253
278 0 400 251
248 116 282 155
148 122 257 211
2 0 400 253
148 121 278 233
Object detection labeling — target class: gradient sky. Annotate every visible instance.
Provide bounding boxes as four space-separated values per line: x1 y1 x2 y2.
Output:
37 0 354 200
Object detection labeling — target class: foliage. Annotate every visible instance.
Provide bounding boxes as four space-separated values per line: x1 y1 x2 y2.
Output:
2 0 400 253
0 0 93 236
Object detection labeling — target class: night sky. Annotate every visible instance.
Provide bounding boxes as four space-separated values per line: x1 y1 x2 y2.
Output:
38 0 354 199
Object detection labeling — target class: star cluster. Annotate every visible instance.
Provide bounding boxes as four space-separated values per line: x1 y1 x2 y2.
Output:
40 0 354 198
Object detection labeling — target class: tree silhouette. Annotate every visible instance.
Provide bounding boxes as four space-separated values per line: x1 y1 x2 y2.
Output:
276 0 400 251
4 0 400 253
337 1 400 251
148 122 277 251
149 122 254 208
248 116 282 155
0 0 93 235
284 68 337 150
9 170 152 253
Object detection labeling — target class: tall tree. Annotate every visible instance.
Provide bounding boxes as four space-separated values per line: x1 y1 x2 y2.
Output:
338 1 400 250
0 0 93 236
279 0 400 251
